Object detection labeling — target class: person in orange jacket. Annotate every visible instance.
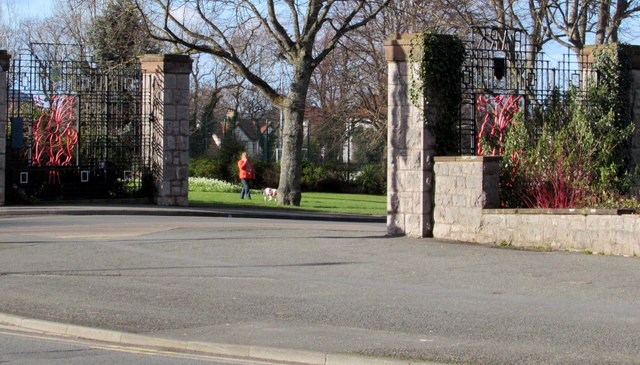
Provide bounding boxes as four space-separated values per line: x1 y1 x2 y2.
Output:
237 152 255 199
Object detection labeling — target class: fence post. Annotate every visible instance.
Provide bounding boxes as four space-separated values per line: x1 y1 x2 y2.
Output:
140 54 192 206
0 50 10 206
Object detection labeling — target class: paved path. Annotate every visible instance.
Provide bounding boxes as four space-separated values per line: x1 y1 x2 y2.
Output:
0 205 639 365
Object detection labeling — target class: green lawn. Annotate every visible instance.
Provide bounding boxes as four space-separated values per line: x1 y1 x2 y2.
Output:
189 191 386 216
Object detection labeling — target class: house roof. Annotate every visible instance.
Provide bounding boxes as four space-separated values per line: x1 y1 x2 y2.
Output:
213 119 264 141
235 119 259 141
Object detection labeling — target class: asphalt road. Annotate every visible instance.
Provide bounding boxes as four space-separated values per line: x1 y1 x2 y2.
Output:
0 214 639 364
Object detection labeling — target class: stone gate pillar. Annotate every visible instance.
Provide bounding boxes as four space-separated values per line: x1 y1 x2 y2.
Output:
140 54 192 206
0 50 10 206
385 34 434 237
384 33 464 237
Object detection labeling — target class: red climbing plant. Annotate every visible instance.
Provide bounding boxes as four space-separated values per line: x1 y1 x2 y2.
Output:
476 94 522 207
32 95 79 184
476 94 521 156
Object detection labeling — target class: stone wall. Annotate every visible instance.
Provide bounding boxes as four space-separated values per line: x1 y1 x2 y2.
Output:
481 209 640 255
432 157 640 256
432 156 500 241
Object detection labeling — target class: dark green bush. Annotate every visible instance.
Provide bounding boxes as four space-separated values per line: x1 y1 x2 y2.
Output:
300 161 386 194
300 161 346 192
301 161 338 192
189 157 224 179
252 160 280 188
355 164 386 195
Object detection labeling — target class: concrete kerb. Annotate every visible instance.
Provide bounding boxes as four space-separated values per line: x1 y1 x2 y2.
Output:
0 313 440 365
0 205 386 223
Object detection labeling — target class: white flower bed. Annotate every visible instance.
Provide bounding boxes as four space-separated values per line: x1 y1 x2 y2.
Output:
189 177 241 193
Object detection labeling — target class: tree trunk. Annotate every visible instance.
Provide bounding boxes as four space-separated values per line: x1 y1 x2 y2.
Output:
608 0 630 43
596 0 611 44
566 0 585 53
277 70 312 206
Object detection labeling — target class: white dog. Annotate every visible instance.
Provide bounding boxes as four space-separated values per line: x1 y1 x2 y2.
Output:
262 187 277 201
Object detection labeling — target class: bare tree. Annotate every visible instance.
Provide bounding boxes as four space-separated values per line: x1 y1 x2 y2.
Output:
545 0 640 53
305 0 469 165
6 0 106 61
0 1 19 53
544 0 597 52
598 0 640 43
133 0 391 206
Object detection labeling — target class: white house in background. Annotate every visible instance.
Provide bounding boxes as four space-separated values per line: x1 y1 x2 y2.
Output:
341 120 373 163
209 119 275 158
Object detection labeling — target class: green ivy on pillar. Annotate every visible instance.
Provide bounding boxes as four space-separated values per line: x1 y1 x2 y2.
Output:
410 34 466 156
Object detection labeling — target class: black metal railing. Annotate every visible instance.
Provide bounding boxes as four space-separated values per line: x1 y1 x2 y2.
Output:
5 50 155 203
459 27 595 155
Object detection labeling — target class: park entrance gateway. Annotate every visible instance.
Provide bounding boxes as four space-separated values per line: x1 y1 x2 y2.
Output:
4 45 160 203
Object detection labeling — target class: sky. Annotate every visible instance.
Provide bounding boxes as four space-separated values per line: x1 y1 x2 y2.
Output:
2 0 53 17
3 0 639 55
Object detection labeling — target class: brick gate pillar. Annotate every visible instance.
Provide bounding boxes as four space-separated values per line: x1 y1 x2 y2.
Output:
0 50 10 206
385 34 433 237
140 54 192 206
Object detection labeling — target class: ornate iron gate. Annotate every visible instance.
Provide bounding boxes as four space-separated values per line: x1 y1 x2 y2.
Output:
5 48 156 203
459 27 591 155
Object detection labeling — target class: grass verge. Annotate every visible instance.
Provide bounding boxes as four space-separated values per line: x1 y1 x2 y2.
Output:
188 191 386 216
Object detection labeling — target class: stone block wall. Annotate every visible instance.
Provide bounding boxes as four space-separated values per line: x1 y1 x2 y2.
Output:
432 158 640 256
481 210 640 255
432 156 500 241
